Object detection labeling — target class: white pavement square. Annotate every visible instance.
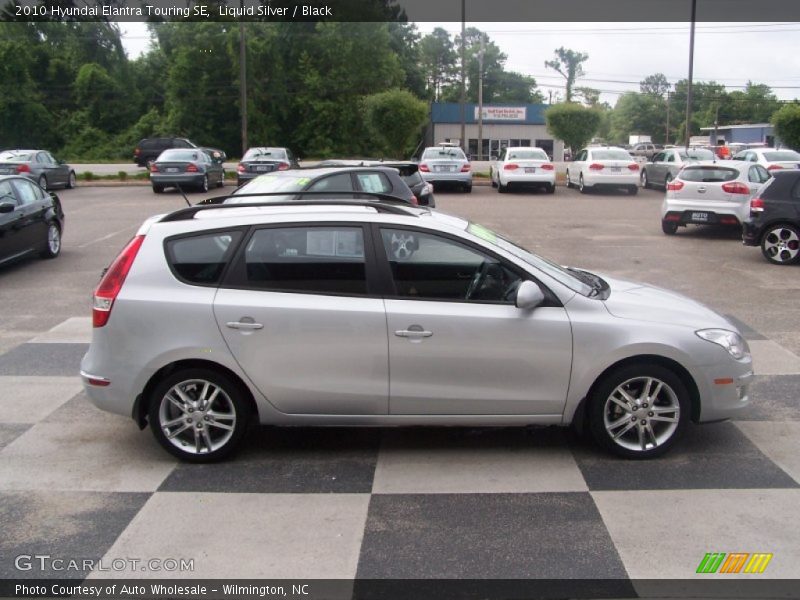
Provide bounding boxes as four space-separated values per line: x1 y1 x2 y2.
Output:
748 340 800 375
0 376 83 423
92 492 371 580
28 317 93 344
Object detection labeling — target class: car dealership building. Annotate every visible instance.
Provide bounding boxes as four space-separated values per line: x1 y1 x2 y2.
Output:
426 102 564 161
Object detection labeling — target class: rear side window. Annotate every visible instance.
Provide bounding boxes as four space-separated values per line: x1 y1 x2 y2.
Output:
241 226 367 295
679 167 738 182
356 172 392 193
166 231 243 285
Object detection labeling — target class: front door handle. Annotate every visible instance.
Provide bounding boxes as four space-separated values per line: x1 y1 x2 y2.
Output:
395 325 432 338
226 319 263 330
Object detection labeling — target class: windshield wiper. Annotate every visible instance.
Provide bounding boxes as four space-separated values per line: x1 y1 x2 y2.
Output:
567 267 604 297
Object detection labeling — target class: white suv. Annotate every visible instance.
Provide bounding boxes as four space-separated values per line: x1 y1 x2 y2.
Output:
81 199 753 462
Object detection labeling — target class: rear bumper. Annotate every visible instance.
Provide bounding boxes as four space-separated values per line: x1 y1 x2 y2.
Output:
583 173 639 187
500 170 556 186
661 198 749 225
421 172 472 185
742 221 762 246
150 173 205 188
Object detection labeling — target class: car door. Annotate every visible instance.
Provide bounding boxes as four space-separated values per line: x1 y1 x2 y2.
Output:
572 149 587 183
45 152 67 186
9 178 49 253
37 152 61 187
213 223 389 415
650 151 666 183
376 225 572 416
0 179 23 262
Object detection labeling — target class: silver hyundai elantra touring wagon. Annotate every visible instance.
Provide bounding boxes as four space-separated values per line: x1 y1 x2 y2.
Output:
81 200 753 462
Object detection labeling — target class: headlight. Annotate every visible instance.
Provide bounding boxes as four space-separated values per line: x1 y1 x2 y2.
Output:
696 329 749 360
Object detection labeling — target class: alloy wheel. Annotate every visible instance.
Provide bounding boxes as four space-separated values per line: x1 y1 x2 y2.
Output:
762 225 800 264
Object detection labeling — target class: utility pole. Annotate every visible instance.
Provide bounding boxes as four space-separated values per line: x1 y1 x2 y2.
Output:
684 0 697 151
459 0 466 154
665 90 671 145
477 33 485 160
239 0 248 155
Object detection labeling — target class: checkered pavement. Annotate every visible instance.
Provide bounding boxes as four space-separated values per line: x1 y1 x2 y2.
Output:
1 316 800 592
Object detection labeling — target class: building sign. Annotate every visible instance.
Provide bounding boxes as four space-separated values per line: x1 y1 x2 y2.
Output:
474 107 527 121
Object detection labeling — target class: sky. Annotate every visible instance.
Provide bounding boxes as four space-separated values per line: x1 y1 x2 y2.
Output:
118 21 800 107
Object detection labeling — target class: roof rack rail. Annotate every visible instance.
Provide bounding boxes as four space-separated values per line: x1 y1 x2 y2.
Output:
159 192 421 222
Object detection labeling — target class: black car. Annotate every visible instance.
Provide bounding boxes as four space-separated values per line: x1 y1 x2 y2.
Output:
237 147 299 186
226 166 418 205
743 170 800 265
134 138 227 168
0 175 65 267
317 160 435 207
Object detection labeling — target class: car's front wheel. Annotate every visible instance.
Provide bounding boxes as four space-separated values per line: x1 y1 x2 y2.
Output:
588 363 689 459
761 224 800 265
66 171 76 189
38 175 48 191
40 222 61 259
148 368 252 462
640 170 649 189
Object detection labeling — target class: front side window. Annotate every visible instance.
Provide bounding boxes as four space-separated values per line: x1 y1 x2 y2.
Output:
0 180 16 204
242 226 367 295
166 230 243 285
380 228 522 303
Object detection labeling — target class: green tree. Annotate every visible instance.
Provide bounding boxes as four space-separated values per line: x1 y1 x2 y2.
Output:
419 27 457 101
727 82 780 124
545 103 601 152
772 103 800 150
363 89 428 158
640 73 671 97
544 47 588 103
610 92 669 144
491 71 544 104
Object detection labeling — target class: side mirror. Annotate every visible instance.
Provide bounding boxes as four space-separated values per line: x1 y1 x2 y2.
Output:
515 280 545 310
0 202 15 213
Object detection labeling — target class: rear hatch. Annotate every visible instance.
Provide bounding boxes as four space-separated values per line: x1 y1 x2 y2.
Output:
669 165 745 205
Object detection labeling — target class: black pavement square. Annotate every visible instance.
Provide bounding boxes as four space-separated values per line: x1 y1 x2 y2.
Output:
572 421 800 490
724 314 767 340
0 343 88 377
159 426 381 493
0 491 150 578
737 374 800 421
0 423 31 450
356 492 629 581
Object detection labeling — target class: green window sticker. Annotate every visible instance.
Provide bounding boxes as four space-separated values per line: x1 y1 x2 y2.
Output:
467 223 498 243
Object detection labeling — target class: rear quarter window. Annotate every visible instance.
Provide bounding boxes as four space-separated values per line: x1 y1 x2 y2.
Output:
165 230 243 285
679 167 738 182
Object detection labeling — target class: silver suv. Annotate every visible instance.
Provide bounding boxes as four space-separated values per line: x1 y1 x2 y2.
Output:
81 199 753 462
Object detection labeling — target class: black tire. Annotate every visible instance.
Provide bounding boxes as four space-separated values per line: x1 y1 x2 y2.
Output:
760 223 800 265
545 183 555 194
38 175 47 191
199 175 209 193
217 170 225 188
498 181 507 193
148 368 252 463
588 363 690 459
66 171 76 189
565 170 573 188
628 185 638 196
640 170 649 189
579 174 589 194
152 185 164 194
40 222 61 259
662 220 678 235
463 184 472 193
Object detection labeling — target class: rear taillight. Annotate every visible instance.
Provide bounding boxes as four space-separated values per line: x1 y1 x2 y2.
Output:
541 164 554 171
186 164 199 173
750 197 765 215
460 164 471 172
149 164 158 173
134 148 141 156
667 180 684 191
504 163 519 171
721 181 749 194
278 162 290 171
767 165 783 171
410 195 419 206
419 163 430 172
93 235 145 328
237 163 246 173
589 163 604 171
16 164 30 173
628 163 640 171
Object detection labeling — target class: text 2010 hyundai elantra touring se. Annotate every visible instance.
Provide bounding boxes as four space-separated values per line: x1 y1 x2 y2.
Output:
80 198 753 462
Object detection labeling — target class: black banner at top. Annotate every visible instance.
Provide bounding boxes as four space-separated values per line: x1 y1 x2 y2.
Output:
3 0 800 22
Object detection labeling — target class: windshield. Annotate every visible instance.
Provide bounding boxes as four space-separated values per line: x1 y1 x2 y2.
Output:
226 173 311 203
422 147 467 160
0 151 32 161
465 222 593 296
243 148 286 160
678 149 715 160
507 149 548 161
159 150 204 162
763 151 800 161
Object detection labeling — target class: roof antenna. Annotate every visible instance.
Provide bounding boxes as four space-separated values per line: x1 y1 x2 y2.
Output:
175 184 192 206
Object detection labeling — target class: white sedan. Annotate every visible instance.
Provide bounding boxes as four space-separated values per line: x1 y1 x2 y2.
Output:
732 148 800 173
490 147 555 193
566 146 640 195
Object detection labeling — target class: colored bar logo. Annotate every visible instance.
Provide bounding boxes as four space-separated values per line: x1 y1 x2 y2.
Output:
696 552 773 574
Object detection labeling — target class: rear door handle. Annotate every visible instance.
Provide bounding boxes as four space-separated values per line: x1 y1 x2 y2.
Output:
226 320 263 330
395 328 432 338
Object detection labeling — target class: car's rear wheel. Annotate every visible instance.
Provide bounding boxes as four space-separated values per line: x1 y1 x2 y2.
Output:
565 170 573 188
463 183 472 193
152 185 164 194
628 185 638 196
149 368 251 463
640 170 649 189
217 170 225 187
579 174 588 194
545 183 555 194
761 224 800 265
66 171 76 189
588 363 689 459
199 175 209 193
498 181 507 193
38 175 47 191
40 222 61 259
662 220 678 235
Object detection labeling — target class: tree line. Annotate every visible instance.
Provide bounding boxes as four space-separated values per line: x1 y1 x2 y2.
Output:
1 20 798 161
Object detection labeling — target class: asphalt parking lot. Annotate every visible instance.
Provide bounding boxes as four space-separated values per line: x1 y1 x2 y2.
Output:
1 183 799 595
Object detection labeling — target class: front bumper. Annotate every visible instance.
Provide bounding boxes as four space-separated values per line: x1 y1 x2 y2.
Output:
694 357 754 422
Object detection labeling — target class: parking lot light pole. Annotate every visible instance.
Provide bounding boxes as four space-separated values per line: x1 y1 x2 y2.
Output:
459 1 466 154
684 0 697 151
239 1 248 155
477 34 485 160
